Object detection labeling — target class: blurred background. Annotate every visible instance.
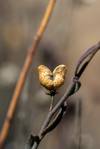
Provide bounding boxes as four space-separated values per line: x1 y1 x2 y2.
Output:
0 0 100 149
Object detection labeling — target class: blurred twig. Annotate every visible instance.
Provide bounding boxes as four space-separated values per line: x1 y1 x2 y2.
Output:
26 42 100 149
0 0 57 148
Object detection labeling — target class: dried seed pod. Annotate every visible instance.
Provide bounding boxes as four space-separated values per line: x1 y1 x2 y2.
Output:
53 65 67 89
38 65 67 91
38 65 53 90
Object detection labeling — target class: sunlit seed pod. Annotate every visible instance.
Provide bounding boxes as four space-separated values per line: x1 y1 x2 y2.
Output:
38 64 67 91
53 65 67 89
38 65 54 90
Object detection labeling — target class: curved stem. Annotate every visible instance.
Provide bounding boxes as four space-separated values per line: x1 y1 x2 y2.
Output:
26 42 100 149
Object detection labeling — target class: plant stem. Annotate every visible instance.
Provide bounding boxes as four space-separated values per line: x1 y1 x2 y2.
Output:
0 0 57 148
49 96 54 111
28 42 100 149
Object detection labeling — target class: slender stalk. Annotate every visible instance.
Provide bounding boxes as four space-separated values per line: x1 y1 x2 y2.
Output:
49 96 54 111
39 82 75 137
31 142 38 149
0 0 57 148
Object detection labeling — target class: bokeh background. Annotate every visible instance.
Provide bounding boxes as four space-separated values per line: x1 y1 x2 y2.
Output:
0 0 100 149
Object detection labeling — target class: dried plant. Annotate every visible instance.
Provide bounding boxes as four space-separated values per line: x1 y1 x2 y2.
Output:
25 42 100 149
38 64 67 110
38 65 67 92
0 0 100 149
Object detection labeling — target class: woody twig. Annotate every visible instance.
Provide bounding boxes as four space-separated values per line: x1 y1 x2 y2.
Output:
0 0 57 148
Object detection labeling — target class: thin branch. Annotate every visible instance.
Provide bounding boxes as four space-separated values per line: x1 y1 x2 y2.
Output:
41 105 66 136
0 0 57 148
26 42 100 149
49 96 54 111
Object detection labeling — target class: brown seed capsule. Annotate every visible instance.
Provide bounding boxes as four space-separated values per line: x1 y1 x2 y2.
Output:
53 65 67 89
38 65 67 91
38 65 54 90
